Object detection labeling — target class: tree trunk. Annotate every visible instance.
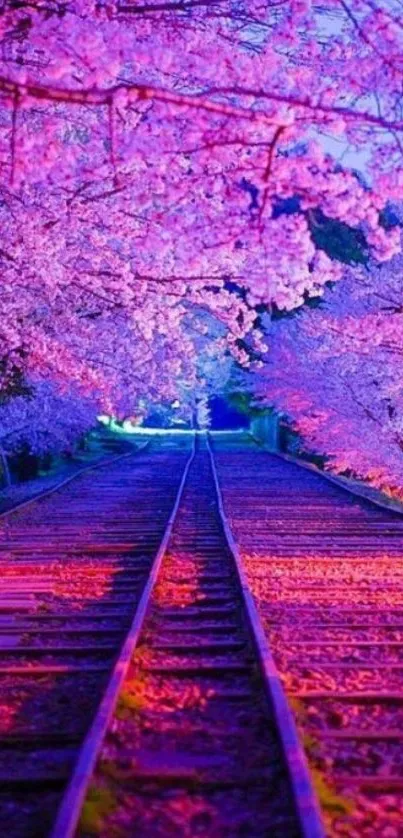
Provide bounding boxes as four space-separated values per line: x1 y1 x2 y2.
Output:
0 445 11 488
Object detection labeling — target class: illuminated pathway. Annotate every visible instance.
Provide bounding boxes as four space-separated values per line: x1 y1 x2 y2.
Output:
1 430 402 837
212 431 403 838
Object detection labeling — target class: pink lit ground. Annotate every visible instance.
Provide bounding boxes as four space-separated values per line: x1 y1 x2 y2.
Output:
1 432 403 837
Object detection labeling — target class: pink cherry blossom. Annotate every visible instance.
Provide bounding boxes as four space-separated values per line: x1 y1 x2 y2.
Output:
0 1 402 458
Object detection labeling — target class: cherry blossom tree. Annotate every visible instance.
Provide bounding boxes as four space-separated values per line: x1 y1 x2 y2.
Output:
0 378 99 482
251 211 403 494
0 0 403 457
0 0 402 299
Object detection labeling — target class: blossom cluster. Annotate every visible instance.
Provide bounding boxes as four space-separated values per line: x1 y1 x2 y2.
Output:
251 217 403 493
0 1 402 453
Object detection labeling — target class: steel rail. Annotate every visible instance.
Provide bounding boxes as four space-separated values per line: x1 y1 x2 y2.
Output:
0 441 150 520
50 432 196 838
206 432 326 838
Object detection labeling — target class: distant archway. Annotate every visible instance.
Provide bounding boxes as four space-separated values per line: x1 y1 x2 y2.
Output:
208 397 250 431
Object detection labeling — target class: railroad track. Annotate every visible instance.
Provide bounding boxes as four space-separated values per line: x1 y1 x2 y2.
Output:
46 432 325 838
0 436 192 837
211 432 403 837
